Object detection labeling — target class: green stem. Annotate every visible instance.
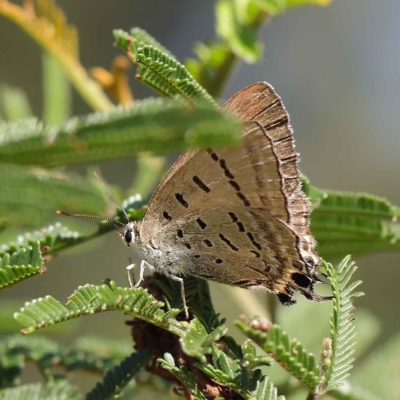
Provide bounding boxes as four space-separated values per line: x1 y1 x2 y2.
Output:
206 12 270 99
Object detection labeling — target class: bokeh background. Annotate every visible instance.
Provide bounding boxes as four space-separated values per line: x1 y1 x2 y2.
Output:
1 0 399 390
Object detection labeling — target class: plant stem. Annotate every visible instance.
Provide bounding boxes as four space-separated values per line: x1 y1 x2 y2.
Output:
206 11 270 99
306 391 320 400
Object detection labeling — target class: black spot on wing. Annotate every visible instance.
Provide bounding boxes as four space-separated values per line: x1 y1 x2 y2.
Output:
175 193 188 208
163 211 172 221
219 234 239 251
291 272 312 288
228 211 245 232
203 239 213 247
192 175 211 193
277 292 296 306
247 232 262 250
250 250 261 258
237 192 251 206
219 159 234 179
196 218 207 229
229 180 241 191
207 148 219 161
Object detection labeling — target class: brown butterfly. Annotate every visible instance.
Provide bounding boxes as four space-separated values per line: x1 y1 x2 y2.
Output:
59 82 327 317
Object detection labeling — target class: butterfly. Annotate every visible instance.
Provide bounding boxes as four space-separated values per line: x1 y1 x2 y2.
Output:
59 82 326 318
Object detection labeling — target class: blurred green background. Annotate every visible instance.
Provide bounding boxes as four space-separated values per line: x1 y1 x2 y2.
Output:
0 0 399 388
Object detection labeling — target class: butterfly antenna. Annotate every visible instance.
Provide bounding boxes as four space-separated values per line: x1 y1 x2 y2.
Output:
56 210 125 227
93 171 130 223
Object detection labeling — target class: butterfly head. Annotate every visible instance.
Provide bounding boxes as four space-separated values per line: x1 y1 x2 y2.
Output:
120 221 140 247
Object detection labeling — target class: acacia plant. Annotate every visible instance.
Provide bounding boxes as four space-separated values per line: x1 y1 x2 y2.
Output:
0 1 399 399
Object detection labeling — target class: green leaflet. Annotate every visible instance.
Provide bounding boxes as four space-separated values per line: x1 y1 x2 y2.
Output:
310 190 400 259
180 319 228 362
0 381 81 400
0 99 240 166
0 242 44 290
0 223 83 256
236 320 321 388
14 280 183 336
85 349 152 400
159 354 208 400
114 30 217 108
321 257 363 392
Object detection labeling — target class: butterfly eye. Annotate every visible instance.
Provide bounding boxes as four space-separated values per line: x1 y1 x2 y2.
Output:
124 230 133 245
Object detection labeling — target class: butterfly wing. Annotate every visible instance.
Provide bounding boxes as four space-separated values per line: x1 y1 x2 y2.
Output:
140 82 320 298
154 206 321 304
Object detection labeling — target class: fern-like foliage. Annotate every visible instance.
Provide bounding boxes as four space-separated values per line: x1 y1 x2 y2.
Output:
196 347 282 400
0 381 81 400
114 29 218 108
159 353 208 400
310 190 400 259
14 280 183 336
0 241 45 290
85 349 152 400
0 99 240 166
162 351 283 400
0 333 117 387
236 320 321 388
0 223 83 256
180 319 228 363
320 257 364 392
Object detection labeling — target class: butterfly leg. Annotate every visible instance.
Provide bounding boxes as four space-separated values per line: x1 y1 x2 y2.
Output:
170 275 189 319
136 260 155 288
126 261 136 288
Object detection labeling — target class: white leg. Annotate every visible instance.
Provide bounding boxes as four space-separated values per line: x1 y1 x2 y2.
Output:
170 275 188 319
135 260 155 288
126 263 136 288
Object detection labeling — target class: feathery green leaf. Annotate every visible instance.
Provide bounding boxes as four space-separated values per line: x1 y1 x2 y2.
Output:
310 189 400 259
14 280 183 336
236 320 321 388
114 29 217 107
0 242 45 290
0 223 83 256
180 319 227 362
85 349 152 400
159 353 208 400
321 257 363 392
0 381 81 400
0 99 240 166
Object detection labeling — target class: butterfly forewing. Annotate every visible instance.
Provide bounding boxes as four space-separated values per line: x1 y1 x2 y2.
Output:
140 121 289 239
